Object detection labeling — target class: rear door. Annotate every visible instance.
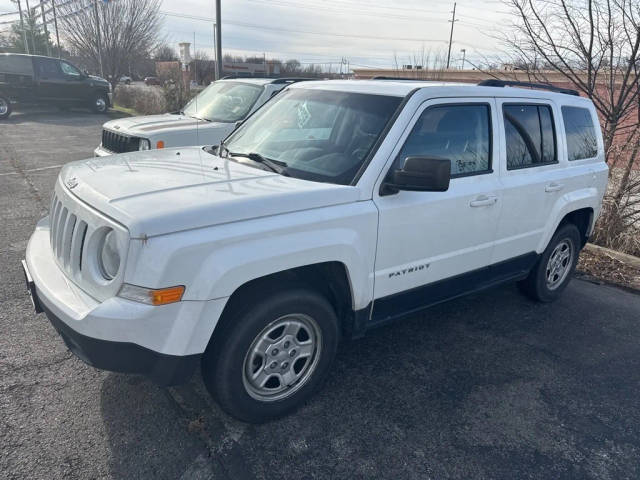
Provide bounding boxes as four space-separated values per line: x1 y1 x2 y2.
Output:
491 98 566 263
34 57 66 103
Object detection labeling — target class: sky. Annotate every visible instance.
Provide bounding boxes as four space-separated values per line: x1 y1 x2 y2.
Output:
0 0 513 71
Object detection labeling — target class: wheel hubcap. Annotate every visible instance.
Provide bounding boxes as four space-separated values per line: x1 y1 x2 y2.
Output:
95 98 106 111
0 99 8 115
546 238 574 290
242 314 321 402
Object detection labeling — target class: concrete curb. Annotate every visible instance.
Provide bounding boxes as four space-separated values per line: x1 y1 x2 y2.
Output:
584 243 640 269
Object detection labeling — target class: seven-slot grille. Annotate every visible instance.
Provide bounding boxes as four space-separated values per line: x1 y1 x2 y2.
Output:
49 193 88 276
101 129 140 153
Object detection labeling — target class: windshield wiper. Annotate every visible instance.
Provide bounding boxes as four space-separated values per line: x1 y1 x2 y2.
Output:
229 151 288 175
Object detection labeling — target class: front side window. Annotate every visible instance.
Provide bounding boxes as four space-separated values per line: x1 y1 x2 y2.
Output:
396 104 491 176
182 81 263 123
60 61 81 77
504 104 557 169
562 106 598 160
220 89 402 185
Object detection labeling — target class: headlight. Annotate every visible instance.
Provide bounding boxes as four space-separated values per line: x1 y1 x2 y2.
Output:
139 138 151 151
98 229 120 280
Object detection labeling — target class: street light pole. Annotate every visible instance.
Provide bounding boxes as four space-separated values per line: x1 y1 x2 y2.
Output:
460 48 466 70
215 0 222 79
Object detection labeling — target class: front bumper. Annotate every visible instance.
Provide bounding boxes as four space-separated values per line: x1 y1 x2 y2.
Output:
24 217 228 385
107 92 113 107
40 297 199 386
94 145 113 157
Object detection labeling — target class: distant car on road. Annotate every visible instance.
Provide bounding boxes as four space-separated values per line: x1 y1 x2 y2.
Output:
95 78 311 156
119 76 132 85
0 53 111 119
144 76 162 86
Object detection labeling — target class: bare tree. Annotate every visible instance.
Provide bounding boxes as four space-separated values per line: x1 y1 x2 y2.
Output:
501 0 640 254
153 44 178 62
58 0 162 89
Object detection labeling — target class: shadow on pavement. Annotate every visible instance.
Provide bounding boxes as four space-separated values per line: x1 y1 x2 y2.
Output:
100 281 640 479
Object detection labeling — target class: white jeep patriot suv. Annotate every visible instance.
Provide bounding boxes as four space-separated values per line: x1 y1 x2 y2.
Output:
23 79 608 422
94 78 309 156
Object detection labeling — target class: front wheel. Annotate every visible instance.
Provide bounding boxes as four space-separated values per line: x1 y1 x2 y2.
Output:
201 287 340 423
0 96 12 119
518 223 581 302
91 94 108 113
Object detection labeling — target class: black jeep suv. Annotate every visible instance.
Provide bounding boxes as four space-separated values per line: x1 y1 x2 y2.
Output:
0 53 111 119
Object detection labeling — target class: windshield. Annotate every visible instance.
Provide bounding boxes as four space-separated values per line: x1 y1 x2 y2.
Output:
221 89 402 185
182 81 263 122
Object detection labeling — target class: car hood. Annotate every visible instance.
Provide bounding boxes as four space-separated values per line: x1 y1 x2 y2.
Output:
102 114 231 137
59 147 360 237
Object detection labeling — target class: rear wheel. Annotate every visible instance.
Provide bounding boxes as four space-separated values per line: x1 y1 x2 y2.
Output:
201 287 340 423
0 96 12 119
91 94 108 113
518 223 581 302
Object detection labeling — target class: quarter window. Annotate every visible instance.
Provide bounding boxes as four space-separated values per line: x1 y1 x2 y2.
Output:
562 106 598 160
397 104 492 176
504 104 557 169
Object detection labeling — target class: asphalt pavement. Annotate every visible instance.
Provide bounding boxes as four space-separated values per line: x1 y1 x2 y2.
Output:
2 107 640 480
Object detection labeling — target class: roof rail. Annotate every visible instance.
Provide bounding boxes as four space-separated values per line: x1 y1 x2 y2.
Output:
270 77 316 84
477 79 580 96
372 76 427 81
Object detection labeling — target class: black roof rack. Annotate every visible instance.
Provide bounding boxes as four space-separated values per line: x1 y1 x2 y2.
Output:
270 77 316 84
477 79 580 96
372 76 428 81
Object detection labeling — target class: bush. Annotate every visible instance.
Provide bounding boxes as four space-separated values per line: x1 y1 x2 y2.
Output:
113 85 167 115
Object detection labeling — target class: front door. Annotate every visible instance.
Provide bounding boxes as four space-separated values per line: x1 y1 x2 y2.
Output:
372 98 503 322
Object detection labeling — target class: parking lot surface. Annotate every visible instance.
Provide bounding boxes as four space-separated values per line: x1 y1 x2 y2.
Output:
2 109 640 480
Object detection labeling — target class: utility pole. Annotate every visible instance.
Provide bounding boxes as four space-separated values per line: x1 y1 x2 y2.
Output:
51 0 61 58
15 0 29 54
40 0 51 57
460 48 466 70
446 2 457 70
93 0 104 78
25 0 35 54
215 0 222 80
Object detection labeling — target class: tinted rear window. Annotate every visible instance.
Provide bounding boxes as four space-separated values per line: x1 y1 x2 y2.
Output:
0 55 33 75
562 106 598 160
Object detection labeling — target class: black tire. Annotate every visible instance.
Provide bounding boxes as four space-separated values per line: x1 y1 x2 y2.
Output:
0 96 12 120
518 223 582 302
202 286 340 423
91 93 109 114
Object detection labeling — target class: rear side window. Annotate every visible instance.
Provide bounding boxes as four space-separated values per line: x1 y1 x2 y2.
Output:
562 106 598 160
504 104 557 169
35 58 62 79
397 104 492 177
0 55 34 75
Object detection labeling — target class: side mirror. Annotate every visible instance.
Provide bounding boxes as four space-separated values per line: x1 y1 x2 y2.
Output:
382 156 451 195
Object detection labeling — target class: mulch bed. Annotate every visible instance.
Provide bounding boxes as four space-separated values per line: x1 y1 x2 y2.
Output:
577 248 640 291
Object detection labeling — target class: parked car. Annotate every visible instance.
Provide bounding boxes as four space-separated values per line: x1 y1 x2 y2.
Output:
144 76 162 86
0 53 111 119
119 76 132 85
23 80 607 423
95 78 310 156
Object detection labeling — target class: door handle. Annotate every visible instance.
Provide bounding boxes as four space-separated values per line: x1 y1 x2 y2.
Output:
545 182 564 193
469 194 498 207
